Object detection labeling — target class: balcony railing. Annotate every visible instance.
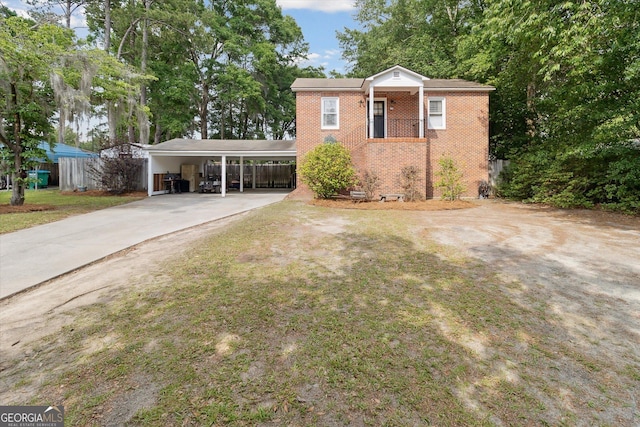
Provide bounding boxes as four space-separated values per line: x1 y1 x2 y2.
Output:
367 118 425 138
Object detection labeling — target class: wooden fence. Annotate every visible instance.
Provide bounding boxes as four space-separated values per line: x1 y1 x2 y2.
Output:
205 163 296 189
59 157 148 192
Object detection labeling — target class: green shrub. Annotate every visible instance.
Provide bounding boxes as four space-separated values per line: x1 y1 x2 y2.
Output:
498 144 640 213
299 142 357 199
435 156 465 201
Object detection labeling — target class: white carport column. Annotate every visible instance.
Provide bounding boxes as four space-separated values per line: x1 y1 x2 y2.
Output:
419 84 425 138
147 154 154 196
221 155 227 198
239 156 244 192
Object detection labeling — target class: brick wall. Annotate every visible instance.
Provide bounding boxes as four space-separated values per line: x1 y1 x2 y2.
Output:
295 90 489 199
426 92 490 198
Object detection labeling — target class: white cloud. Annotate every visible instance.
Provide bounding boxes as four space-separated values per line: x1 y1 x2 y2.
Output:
69 8 87 30
5 4 30 18
323 49 340 59
277 0 355 13
294 52 329 69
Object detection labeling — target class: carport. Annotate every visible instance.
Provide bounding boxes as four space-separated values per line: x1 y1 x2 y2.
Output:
145 139 296 197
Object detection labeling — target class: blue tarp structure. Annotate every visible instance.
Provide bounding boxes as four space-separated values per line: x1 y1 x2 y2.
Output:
37 141 98 163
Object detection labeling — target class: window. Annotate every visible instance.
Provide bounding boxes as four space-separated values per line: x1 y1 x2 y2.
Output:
321 97 339 129
428 97 446 129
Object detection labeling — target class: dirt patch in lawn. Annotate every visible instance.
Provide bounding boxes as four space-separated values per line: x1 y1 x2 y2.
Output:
1 200 639 425
0 204 56 214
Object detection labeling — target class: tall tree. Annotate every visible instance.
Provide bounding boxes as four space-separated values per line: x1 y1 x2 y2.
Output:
85 0 313 143
0 17 73 205
338 0 484 77
27 0 87 28
458 0 640 210
186 0 306 140
0 14 146 205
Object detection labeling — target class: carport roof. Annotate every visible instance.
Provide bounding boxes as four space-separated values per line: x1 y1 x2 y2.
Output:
146 139 296 157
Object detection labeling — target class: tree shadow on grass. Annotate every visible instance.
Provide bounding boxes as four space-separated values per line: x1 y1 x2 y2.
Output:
3 204 638 426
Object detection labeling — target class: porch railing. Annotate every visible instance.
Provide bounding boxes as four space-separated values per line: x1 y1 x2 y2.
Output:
367 118 425 138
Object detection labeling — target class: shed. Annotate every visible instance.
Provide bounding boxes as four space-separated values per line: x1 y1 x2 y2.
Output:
37 141 99 163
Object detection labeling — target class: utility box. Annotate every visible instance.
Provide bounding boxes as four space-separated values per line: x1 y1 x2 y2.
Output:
181 164 198 192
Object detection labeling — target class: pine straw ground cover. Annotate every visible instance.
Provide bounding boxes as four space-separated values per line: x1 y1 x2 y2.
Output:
3 201 638 426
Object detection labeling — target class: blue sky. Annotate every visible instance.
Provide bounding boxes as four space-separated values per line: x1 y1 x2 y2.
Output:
3 0 359 74
276 0 358 74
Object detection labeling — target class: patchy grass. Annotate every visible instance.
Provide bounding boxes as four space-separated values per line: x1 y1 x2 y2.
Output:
3 201 638 426
0 189 146 234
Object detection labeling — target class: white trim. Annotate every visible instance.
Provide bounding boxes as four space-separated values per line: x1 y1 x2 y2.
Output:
147 150 295 157
321 97 339 130
365 65 430 83
418 90 424 138
428 97 446 130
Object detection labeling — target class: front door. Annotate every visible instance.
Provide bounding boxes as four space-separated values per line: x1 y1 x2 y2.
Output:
369 101 385 138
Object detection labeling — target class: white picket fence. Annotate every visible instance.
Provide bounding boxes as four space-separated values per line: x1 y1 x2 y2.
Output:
59 157 148 192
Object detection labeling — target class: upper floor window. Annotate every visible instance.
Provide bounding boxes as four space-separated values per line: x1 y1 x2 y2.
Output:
322 97 339 129
428 97 446 129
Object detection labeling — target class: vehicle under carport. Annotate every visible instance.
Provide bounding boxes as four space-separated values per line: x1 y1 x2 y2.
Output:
145 139 297 197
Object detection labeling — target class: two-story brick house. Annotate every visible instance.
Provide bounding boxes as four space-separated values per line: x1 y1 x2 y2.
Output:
291 65 495 199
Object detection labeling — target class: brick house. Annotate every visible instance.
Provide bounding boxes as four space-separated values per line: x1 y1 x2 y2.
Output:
291 65 495 199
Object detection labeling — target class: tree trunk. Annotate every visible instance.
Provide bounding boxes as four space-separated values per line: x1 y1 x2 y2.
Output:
58 108 66 144
65 0 72 28
154 120 162 144
104 0 111 51
526 81 537 138
105 0 115 143
200 82 209 139
138 0 150 145
10 159 26 206
108 102 117 144
9 82 25 206
128 123 136 143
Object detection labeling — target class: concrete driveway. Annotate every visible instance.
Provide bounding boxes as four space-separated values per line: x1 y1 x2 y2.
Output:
0 191 289 299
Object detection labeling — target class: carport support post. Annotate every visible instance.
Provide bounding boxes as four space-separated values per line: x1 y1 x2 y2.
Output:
147 155 154 196
221 155 226 198
239 156 244 192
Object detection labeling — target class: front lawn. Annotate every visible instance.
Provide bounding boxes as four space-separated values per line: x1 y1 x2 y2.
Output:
2 201 636 426
0 189 146 234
